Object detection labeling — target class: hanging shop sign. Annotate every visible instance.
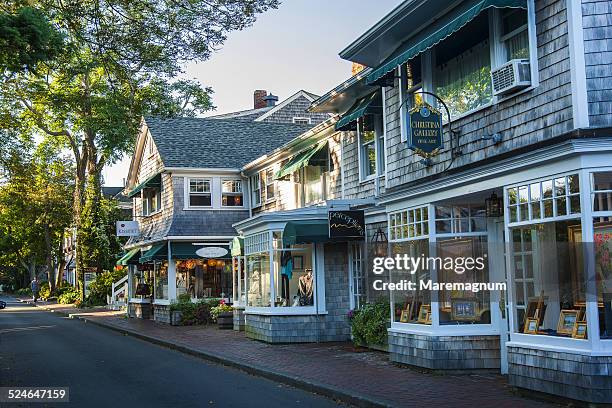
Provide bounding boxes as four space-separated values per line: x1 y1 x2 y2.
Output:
328 210 365 239
116 221 140 237
195 246 228 258
407 101 443 158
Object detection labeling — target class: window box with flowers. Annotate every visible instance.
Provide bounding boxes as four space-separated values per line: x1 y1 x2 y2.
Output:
211 300 234 329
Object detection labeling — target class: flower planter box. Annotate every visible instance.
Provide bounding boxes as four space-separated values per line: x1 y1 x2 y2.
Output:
217 312 233 329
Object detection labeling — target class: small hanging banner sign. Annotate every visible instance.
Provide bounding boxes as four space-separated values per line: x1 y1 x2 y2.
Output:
328 210 365 239
407 101 443 158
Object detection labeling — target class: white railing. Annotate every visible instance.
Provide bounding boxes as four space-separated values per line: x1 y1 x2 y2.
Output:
108 275 128 310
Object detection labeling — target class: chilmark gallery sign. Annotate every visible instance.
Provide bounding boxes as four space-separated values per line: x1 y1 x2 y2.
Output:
328 210 365 239
407 101 443 158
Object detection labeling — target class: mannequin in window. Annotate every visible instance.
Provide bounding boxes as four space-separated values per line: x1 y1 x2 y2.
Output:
298 268 313 306
280 247 292 304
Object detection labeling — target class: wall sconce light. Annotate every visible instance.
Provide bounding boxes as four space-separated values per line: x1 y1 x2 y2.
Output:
481 132 503 144
371 227 388 257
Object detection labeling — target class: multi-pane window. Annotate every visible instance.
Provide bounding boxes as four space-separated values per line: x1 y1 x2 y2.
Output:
222 180 243 207
389 206 429 241
189 178 211 207
358 115 377 178
592 172 612 212
349 243 365 310
435 205 486 234
142 188 161 216
292 117 311 125
264 169 275 201
501 8 529 61
507 174 580 224
251 174 261 207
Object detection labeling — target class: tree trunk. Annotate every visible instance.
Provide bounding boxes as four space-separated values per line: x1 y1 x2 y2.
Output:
55 233 66 289
44 223 55 293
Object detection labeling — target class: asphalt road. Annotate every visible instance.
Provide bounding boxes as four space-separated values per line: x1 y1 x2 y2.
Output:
0 296 343 408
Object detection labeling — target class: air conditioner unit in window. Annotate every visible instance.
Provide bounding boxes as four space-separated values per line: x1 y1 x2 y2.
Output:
491 59 531 96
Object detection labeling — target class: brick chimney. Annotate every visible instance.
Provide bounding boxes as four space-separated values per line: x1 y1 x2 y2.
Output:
254 90 267 109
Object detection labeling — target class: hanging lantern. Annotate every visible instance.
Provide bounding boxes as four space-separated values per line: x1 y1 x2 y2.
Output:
185 259 196 269
371 227 388 257
207 259 216 267
485 192 503 217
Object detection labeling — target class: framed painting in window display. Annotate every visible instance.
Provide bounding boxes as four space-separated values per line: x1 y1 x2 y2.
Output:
572 321 588 339
557 310 579 335
450 298 478 321
524 318 539 334
417 305 431 324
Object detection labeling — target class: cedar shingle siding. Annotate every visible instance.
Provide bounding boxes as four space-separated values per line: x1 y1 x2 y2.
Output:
583 0 612 126
259 95 330 125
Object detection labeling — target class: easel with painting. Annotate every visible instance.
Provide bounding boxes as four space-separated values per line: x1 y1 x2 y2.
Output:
523 291 547 334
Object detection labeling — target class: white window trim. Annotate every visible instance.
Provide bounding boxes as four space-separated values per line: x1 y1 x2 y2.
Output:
141 188 162 217
251 173 262 208
263 168 276 203
221 178 245 209
357 116 382 183
185 177 213 209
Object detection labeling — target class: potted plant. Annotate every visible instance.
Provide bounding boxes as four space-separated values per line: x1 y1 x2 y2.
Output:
211 300 234 329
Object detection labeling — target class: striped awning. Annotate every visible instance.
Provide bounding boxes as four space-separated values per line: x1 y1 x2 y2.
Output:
366 0 527 85
334 91 383 131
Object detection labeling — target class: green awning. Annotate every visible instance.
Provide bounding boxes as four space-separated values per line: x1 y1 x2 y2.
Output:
274 143 327 180
171 243 230 260
139 243 167 263
116 248 140 266
126 172 162 198
231 237 244 257
335 91 383 131
283 220 329 246
366 0 527 85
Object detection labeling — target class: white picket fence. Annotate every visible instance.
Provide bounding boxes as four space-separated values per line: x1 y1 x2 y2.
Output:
107 274 128 310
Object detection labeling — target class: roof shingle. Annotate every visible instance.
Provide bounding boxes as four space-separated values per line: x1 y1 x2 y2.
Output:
144 117 311 169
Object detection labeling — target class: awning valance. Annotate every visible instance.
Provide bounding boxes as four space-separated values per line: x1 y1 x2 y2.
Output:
274 143 327 180
116 248 140 266
231 237 244 257
283 220 329 246
335 91 383 131
126 172 162 198
139 243 166 263
366 0 527 85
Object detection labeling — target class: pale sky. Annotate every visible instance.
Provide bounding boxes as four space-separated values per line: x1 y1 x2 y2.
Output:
103 0 402 186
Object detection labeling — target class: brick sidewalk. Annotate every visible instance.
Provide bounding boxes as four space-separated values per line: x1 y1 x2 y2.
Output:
19 298 557 408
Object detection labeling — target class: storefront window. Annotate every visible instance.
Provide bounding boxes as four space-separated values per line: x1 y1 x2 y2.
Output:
175 259 232 299
246 252 270 307
390 239 431 325
438 236 491 325
154 261 169 300
275 243 314 307
507 174 580 223
131 266 153 299
593 171 612 339
435 205 486 234
349 242 366 310
510 220 586 338
389 206 429 241
232 256 246 305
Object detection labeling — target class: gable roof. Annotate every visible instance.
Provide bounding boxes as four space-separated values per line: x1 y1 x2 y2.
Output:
143 117 312 169
254 90 320 122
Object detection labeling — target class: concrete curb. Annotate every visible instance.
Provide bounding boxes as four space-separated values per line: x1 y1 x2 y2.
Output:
18 299 393 408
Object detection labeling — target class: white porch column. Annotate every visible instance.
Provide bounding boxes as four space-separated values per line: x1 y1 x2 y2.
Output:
167 241 177 301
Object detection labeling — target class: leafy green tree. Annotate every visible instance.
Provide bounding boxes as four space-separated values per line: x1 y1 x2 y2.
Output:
0 142 73 291
0 0 278 295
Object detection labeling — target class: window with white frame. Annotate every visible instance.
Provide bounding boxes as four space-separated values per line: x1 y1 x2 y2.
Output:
264 169 275 201
358 115 380 179
389 206 429 241
507 174 580 224
251 173 261 207
292 117 311 125
141 188 161 216
500 8 529 61
435 204 487 234
188 178 212 207
349 242 365 310
222 180 243 207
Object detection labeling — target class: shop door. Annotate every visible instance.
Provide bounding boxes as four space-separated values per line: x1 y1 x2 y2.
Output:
487 217 510 374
